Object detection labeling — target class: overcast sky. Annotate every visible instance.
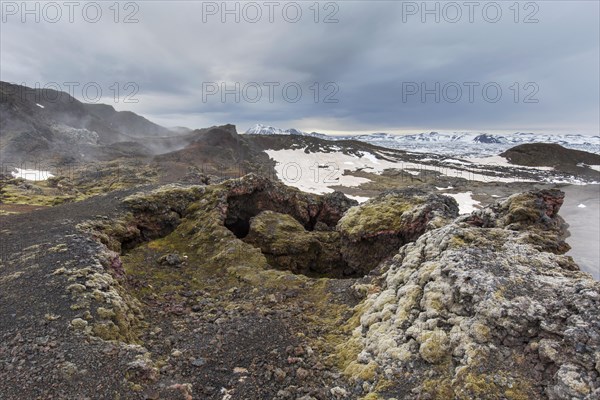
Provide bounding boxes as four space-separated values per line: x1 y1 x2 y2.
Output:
1 1 599 135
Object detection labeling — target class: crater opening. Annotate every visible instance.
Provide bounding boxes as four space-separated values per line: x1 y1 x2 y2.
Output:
223 192 357 278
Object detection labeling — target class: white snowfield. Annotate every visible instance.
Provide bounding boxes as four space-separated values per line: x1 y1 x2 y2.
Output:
346 194 370 203
264 149 387 194
265 148 541 196
11 168 54 181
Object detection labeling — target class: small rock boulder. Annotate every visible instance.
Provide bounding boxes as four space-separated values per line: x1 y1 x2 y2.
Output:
158 253 183 267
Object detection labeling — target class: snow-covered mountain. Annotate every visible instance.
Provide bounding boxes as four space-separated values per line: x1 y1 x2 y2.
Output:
345 131 600 146
244 124 328 138
244 124 308 136
244 124 600 157
338 131 600 157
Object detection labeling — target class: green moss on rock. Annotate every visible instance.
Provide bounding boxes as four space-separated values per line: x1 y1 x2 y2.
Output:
337 195 418 239
243 211 347 277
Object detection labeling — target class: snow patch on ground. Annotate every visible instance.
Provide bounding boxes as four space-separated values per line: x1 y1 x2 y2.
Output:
445 192 481 214
265 149 376 194
577 163 600 172
346 194 370 203
443 158 470 165
358 151 380 164
11 168 54 181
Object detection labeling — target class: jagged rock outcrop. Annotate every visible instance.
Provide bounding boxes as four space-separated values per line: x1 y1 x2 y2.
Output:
336 189 459 274
463 189 571 254
344 189 600 399
223 174 357 233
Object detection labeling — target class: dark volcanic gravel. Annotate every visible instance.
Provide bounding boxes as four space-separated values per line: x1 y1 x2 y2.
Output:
0 185 357 399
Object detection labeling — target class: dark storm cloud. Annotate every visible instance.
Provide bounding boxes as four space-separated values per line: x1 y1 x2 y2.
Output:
1 1 598 134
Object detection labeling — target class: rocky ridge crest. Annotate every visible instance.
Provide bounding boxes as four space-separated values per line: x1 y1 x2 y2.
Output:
346 189 600 399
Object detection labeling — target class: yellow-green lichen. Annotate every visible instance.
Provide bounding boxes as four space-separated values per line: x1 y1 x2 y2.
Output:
421 378 454 399
337 195 422 238
418 330 450 364
452 370 533 400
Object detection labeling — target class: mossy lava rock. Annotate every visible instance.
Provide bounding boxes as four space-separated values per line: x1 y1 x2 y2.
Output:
336 189 459 275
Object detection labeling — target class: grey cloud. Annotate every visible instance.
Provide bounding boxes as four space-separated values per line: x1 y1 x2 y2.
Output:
1 1 598 134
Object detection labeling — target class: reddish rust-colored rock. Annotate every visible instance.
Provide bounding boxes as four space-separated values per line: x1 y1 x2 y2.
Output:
461 189 570 254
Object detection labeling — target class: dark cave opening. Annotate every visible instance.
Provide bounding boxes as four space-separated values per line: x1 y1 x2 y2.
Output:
223 192 359 279
225 217 251 239
225 191 320 233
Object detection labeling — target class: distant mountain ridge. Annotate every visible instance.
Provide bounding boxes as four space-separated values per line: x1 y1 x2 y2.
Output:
244 124 326 138
245 123 599 145
344 131 600 156
244 124 600 156
0 81 180 162
348 131 600 146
